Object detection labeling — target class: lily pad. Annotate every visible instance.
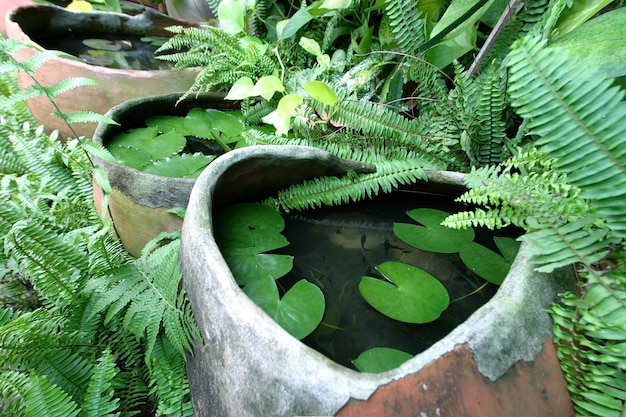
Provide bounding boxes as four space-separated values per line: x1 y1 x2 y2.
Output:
83 38 122 51
243 276 325 340
183 108 245 140
215 203 293 286
359 261 450 324
142 153 215 178
393 208 475 253
146 115 191 136
352 347 414 373
108 126 186 161
459 240 514 285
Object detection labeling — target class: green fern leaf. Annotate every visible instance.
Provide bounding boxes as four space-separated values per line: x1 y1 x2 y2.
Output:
81 349 120 417
33 350 95 404
23 374 80 417
0 370 28 416
264 158 427 211
149 335 193 417
87 239 198 360
523 216 612 273
5 221 89 307
53 109 117 127
385 0 425 55
42 77 101 98
474 63 506 166
507 36 626 238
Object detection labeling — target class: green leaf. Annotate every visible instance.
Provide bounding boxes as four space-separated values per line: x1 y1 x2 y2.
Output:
225 76 255 100
261 94 303 136
352 347 413 373
243 277 325 340
319 0 352 9
218 0 245 34
429 0 493 37
252 75 285 101
215 203 293 286
393 208 475 253
183 108 215 138
146 115 191 136
299 36 322 56
304 81 338 106
277 7 314 40
458 241 512 285
548 7 626 79
205 109 246 138
552 0 614 39
108 126 186 162
143 153 215 178
24 374 80 417
359 261 450 324
494 236 521 262
425 23 476 68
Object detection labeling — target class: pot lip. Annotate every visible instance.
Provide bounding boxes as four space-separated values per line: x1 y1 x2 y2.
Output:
6 3 199 76
181 145 574 387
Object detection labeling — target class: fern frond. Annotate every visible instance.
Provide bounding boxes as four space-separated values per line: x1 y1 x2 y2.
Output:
507 36 626 238
23 374 80 417
474 63 506 166
42 77 100 98
550 262 626 417
87 239 199 360
331 99 426 140
54 110 117 126
5 221 89 307
0 370 28 416
149 335 193 417
33 350 95 404
263 158 428 211
385 0 425 55
80 348 120 417
522 216 613 272
6 124 78 192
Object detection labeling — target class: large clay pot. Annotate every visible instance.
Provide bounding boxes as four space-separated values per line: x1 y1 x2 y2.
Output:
0 0 33 36
5 4 199 139
92 92 239 257
180 145 576 417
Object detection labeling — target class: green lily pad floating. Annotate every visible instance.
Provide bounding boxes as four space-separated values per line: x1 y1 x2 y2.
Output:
352 347 414 373
142 152 215 178
146 115 192 136
458 237 521 285
393 208 475 253
359 261 450 324
108 126 186 161
243 275 325 340
184 108 246 141
140 36 168 47
214 203 293 286
83 38 122 51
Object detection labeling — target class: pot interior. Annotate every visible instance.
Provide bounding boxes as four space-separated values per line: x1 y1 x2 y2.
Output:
10 5 185 70
212 175 523 371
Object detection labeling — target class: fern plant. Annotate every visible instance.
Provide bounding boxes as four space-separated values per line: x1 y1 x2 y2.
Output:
443 32 626 417
0 38 200 416
0 114 200 416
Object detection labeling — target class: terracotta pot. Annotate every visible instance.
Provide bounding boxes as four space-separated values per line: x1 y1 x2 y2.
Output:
92 92 238 258
179 145 576 417
5 4 199 139
1 0 33 36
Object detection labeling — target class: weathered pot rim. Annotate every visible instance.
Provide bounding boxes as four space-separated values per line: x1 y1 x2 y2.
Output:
7 3 197 76
180 145 575 415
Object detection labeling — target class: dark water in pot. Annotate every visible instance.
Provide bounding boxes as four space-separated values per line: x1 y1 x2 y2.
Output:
278 189 518 370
